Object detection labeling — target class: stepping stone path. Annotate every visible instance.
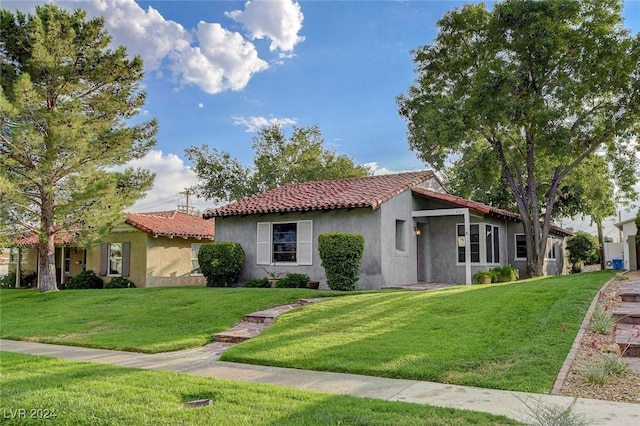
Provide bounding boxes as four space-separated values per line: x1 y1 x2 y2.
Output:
613 279 640 370
212 298 328 344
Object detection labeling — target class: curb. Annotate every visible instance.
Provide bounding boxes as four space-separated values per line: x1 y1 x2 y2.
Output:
551 277 616 395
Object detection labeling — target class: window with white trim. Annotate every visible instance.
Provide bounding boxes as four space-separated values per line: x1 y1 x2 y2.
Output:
257 220 313 265
191 243 203 275
108 243 123 276
515 234 527 260
457 223 500 264
547 240 557 260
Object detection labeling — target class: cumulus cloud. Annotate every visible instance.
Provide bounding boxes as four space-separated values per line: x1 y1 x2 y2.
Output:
126 150 209 212
232 116 297 132
45 0 304 94
226 0 305 53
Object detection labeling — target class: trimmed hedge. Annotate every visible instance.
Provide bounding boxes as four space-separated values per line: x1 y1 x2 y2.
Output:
318 232 364 291
67 270 104 289
198 242 245 287
243 278 270 288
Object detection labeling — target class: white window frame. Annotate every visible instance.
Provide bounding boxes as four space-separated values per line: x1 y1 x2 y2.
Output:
191 243 203 275
514 234 527 261
257 220 313 266
9 248 27 264
456 223 500 266
108 242 123 276
485 224 500 264
546 239 558 261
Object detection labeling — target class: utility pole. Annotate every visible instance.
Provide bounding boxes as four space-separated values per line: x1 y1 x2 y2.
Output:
178 189 194 214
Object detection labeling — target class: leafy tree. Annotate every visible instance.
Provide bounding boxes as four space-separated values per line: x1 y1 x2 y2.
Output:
398 0 639 277
186 123 371 203
0 6 156 292
566 231 600 272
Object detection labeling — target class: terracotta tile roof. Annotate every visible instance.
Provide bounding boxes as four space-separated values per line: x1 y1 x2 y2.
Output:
125 211 215 239
203 171 436 218
412 187 573 237
17 229 79 247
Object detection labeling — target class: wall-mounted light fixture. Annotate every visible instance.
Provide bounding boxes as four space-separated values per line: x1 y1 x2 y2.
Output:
414 227 421 236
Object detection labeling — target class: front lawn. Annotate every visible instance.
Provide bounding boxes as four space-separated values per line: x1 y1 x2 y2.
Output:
0 287 345 353
0 352 517 425
221 271 615 393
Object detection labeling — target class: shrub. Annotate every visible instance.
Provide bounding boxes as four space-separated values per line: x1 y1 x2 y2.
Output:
491 265 519 282
106 276 136 288
198 242 245 287
276 273 310 288
472 270 494 284
318 232 364 291
243 278 270 288
566 231 600 269
67 270 104 289
589 304 615 335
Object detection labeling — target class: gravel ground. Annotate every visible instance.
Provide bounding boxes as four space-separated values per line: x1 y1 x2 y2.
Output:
559 280 640 403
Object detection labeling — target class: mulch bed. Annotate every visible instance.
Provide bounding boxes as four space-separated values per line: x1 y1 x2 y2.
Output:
559 279 640 403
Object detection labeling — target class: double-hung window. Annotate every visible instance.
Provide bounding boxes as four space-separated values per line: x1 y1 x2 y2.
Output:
457 223 500 264
100 242 130 277
257 220 313 265
515 234 527 260
108 243 123 275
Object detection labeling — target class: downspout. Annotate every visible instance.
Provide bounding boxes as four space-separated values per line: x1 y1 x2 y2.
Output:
15 247 21 288
464 209 471 285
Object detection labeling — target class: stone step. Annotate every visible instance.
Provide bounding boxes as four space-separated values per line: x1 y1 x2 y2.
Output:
612 302 640 325
618 281 640 303
213 321 268 343
615 323 640 357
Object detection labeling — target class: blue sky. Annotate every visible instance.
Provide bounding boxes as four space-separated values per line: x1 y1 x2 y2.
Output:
5 0 640 239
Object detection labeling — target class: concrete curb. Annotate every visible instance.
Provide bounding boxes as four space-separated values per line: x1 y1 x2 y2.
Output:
551 277 616 395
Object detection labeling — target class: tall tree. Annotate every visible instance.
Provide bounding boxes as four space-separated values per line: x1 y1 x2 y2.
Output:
398 0 639 278
0 6 156 292
186 123 371 203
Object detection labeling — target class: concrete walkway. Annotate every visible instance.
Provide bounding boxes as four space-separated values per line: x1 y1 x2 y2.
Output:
2 338 639 424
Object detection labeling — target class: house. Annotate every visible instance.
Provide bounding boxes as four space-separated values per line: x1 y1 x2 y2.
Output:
614 216 639 271
9 211 215 288
202 171 571 289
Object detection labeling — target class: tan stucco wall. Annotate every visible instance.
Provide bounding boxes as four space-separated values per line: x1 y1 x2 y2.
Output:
86 229 148 287
145 237 209 287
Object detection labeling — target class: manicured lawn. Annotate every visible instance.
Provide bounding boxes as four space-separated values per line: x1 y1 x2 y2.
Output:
0 287 346 353
221 271 615 393
0 352 517 426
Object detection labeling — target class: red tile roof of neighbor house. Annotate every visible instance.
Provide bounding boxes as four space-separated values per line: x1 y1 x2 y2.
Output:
202 170 437 218
411 187 573 237
125 211 215 239
16 211 214 247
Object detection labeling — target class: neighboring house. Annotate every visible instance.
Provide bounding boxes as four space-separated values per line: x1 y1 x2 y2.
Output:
10 211 215 288
615 217 639 271
203 171 571 289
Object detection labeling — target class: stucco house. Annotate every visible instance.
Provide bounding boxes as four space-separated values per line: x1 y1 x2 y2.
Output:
615 216 639 271
9 210 215 288
203 171 571 289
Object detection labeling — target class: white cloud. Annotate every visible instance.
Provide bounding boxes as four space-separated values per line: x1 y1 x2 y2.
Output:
232 116 297 132
226 0 305 53
126 150 209 213
198 103 204 108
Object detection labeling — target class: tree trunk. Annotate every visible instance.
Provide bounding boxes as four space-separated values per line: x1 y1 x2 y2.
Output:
38 194 58 292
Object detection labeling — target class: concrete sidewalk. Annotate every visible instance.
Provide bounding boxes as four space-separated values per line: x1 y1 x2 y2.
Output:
2 339 639 424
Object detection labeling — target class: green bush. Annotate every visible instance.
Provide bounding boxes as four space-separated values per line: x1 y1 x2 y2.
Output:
67 270 104 289
276 273 310 288
243 278 270 288
318 232 364 291
490 265 519 282
198 242 245 287
106 276 136 288
472 270 494 284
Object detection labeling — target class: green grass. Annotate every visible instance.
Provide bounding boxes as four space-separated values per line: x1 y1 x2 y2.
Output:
0 287 346 353
220 271 615 393
0 352 517 425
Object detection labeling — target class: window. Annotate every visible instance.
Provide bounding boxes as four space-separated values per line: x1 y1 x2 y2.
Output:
9 248 28 263
457 224 501 264
395 220 406 251
100 242 130 277
257 221 313 265
547 240 557 260
515 234 527 260
108 243 123 275
486 225 500 264
457 224 480 263
191 243 202 275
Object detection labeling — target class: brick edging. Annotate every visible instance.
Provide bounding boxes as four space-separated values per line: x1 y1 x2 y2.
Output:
550 277 615 395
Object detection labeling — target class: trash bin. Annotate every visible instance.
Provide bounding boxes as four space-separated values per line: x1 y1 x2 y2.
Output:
612 259 623 271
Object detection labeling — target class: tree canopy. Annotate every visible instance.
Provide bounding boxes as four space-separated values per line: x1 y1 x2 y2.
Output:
398 0 639 277
0 5 157 291
186 123 371 203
